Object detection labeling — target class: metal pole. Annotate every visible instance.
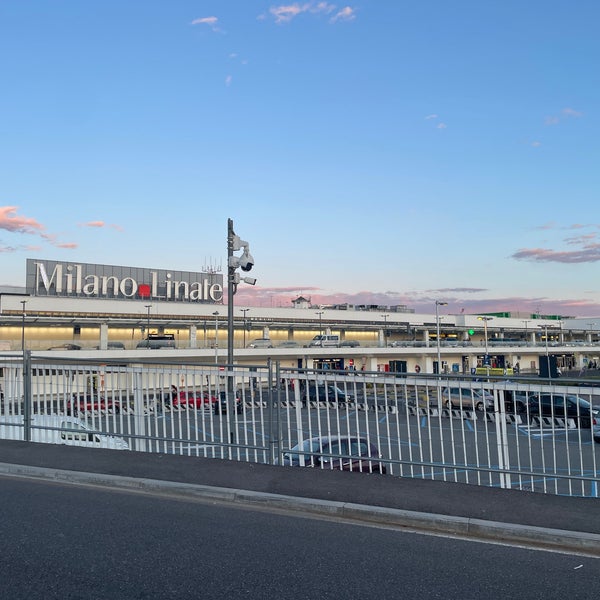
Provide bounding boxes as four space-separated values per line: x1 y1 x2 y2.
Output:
241 308 250 348
145 304 151 348
227 218 236 448
20 300 27 351
212 311 219 364
316 311 324 341
435 301 447 374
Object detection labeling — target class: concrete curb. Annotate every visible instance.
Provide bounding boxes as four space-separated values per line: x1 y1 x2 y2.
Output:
1 461 599 557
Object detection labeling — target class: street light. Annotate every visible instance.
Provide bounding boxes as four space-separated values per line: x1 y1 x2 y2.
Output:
240 308 250 348
478 316 493 369
316 311 324 341
381 314 389 347
522 320 529 345
144 304 152 349
435 301 447 374
20 300 27 351
213 311 219 364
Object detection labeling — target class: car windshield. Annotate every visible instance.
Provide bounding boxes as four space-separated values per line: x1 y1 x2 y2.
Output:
285 438 322 460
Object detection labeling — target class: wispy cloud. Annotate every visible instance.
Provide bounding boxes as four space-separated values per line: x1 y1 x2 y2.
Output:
79 220 124 232
330 7 356 23
545 107 583 126
225 75 233 86
264 3 354 24
191 16 221 32
424 114 447 129
512 246 600 263
514 223 600 263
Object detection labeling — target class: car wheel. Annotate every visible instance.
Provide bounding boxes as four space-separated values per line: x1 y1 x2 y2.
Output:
475 401 484 412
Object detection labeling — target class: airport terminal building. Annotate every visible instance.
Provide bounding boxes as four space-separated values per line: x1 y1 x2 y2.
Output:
1 258 600 375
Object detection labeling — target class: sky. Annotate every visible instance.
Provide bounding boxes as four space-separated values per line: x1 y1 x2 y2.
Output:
1 1 600 316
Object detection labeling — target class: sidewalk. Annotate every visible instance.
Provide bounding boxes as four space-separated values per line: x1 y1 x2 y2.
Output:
1 439 599 556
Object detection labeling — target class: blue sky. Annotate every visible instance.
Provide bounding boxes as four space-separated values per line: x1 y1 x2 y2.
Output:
1 1 600 316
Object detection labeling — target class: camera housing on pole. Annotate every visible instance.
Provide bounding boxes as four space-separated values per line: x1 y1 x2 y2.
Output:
226 218 257 448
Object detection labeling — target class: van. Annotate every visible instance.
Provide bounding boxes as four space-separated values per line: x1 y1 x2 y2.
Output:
136 334 176 349
0 415 129 450
308 335 340 348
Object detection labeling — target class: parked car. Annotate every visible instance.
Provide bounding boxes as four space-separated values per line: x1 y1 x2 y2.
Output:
172 391 216 410
48 343 82 350
528 393 600 429
214 391 243 415
503 390 530 413
279 435 386 473
277 341 301 348
441 387 494 411
136 335 176 349
246 338 274 349
301 383 354 404
94 341 125 350
68 393 121 415
0 415 129 450
339 340 360 347
307 335 340 347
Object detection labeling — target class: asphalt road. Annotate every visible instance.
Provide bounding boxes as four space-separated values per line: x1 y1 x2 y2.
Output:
1 474 598 600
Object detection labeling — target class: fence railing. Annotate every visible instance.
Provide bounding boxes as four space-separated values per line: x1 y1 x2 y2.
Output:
1 353 599 497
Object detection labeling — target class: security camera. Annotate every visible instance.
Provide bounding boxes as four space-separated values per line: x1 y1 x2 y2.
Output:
231 235 249 252
239 249 254 272
242 277 257 285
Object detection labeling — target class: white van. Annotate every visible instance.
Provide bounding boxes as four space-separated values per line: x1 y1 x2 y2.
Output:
308 335 340 348
0 415 129 450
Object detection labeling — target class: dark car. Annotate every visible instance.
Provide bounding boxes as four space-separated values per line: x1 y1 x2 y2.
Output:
529 393 600 429
503 390 530 413
279 435 386 474
339 340 360 347
48 343 82 351
301 383 354 405
214 391 243 415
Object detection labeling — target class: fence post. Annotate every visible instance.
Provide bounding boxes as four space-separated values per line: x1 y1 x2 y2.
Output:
132 371 147 452
266 359 279 465
23 350 32 441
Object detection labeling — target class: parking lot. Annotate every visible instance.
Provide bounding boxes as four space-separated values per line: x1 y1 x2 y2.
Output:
2 358 599 497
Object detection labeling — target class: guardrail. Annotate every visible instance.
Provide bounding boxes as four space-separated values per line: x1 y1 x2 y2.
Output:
1 354 599 497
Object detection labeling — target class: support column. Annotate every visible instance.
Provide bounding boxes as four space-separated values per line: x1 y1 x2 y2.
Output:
189 325 197 349
99 323 108 350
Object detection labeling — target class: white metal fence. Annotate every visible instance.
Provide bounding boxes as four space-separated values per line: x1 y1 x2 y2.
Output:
1 353 599 497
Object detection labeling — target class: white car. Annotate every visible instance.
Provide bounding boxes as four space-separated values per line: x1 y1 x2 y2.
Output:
0 415 129 450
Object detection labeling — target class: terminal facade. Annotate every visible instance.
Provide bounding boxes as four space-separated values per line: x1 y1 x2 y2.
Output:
2 258 600 376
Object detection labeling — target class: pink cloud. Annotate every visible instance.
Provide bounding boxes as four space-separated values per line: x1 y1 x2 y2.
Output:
82 221 105 228
512 246 600 263
0 206 45 234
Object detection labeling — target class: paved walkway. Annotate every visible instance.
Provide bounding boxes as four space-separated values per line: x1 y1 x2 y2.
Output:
0 440 599 556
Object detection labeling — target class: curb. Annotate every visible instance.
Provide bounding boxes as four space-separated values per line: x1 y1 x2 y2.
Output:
1 461 599 557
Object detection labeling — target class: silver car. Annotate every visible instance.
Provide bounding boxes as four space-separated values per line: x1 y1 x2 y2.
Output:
442 387 494 411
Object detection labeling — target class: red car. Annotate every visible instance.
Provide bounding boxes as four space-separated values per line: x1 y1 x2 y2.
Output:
172 391 216 410
68 394 121 415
